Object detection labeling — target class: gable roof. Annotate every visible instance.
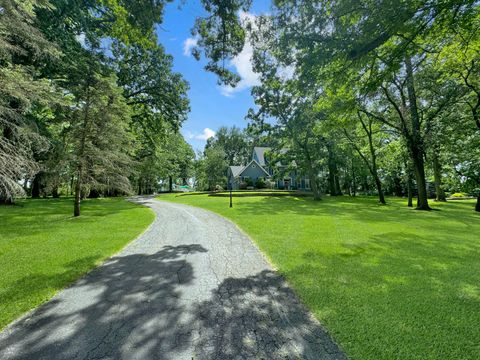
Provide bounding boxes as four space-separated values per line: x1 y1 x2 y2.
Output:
253 147 271 166
229 166 245 177
239 159 271 177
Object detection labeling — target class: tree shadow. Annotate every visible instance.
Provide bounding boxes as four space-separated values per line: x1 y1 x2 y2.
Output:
0 244 207 360
191 270 347 360
284 231 480 358
0 243 347 360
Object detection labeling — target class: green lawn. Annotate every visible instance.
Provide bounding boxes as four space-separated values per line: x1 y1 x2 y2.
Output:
0 197 154 330
159 193 480 360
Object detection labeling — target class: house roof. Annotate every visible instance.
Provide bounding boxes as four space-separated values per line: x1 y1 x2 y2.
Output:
229 166 245 177
253 147 271 166
239 159 271 177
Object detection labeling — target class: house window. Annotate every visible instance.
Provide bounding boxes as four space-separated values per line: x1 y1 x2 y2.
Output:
252 164 256 168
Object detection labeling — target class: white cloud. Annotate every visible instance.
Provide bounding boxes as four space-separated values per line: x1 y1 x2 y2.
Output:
219 11 260 97
183 36 198 57
187 128 216 141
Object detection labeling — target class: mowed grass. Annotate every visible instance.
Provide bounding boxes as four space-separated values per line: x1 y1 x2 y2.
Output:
0 197 154 330
160 193 480 360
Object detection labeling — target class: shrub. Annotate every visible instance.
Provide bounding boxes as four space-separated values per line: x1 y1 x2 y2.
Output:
451 192 469 198
256 178 266 189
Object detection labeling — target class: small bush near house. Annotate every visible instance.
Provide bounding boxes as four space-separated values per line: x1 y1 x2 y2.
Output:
256 178 266 189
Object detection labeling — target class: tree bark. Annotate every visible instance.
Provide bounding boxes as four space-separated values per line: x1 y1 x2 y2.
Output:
432 153 446 201
74 173 81 217
476 195 480 212
375 177 386 204
334 175 342 196
351 160 356 197
406 164 414 207
169 176 173 192
410 147 430 209
404 55 431 210
327 142 342 196
307 166 321 200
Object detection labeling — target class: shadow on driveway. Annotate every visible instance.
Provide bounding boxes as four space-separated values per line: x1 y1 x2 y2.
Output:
1 243 345 360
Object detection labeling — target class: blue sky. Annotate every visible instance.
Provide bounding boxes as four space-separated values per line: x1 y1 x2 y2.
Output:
157 1 271 152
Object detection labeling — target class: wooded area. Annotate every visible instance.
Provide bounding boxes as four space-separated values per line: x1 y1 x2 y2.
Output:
191 0 480 212
1 0 479 213
0 0 194 215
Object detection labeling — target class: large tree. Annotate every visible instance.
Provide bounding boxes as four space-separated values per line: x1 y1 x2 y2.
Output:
205 126 251 165
0 0 58 204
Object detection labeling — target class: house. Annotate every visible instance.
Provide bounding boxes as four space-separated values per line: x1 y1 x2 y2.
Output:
227 147 311 190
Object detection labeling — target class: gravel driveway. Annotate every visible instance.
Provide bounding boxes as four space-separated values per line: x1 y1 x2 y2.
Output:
0 196 346 360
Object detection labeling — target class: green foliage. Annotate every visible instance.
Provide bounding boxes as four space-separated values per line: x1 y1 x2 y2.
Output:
255 177 266 189
162 193 480 360
244 177 253 187
0 197 154 329
192 0 252 86
205 126 251 165
0 0 59 202
197 146 228 191
196 0 480 210
1 0 192 212
451 192 469 198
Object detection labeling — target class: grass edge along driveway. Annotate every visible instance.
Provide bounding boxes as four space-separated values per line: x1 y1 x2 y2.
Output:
0 197 154 330
159 193 480 360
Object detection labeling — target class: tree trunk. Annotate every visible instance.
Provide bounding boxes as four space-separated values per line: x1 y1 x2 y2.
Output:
374 176 386 204
327 143 342 196
476 195 480 212
52 187 59 198
74 171 81 217
432 153 446 201
351 158 356 197
411 147 430 210
407 172 413 207
169 176 173 192
307 166 321 200
404 55 431 210
334 175 342 196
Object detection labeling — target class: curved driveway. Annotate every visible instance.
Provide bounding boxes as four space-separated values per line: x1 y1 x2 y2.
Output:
0 196 346 360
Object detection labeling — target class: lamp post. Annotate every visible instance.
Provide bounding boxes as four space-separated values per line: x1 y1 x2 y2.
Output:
228 183 233 208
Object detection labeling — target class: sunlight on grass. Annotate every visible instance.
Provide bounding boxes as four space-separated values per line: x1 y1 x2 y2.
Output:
0 198 154 330
159 193 480 360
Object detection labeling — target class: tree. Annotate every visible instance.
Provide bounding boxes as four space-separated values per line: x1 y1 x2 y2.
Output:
113 41 190 138
0 0 58 204
205 126 250 165
68 68 132 216
342 112 387 204
194 0 478 212
202 147 228 191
